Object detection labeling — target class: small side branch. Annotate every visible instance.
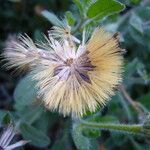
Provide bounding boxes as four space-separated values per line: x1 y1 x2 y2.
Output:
119 85 146 116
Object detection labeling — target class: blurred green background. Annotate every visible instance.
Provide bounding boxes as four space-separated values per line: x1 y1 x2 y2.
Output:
0 0 150 150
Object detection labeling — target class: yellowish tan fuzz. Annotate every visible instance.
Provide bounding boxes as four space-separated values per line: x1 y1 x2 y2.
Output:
3 26 124 117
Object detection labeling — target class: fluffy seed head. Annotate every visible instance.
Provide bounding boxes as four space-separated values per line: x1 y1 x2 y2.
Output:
2 34 40 71
3 26 124 117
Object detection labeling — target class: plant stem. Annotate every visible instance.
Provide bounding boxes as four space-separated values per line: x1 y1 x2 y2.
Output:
119 85 145 116
80 121 143 135
72 18 84 35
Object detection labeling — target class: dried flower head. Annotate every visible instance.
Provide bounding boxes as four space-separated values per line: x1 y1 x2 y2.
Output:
0 125 28 150
3 25 124 117
48 25 80 44
2 34 41 71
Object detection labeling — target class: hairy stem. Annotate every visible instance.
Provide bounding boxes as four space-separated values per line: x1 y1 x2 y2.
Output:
80 121 143 135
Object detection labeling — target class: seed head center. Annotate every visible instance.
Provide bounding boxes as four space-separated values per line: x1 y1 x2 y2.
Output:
65 58 74 66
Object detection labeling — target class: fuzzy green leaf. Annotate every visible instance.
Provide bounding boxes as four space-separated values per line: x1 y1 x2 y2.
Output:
19 106 44 124
87 0 125 19
72 123 99 150
130 13 143 34
14 75 37 110
139 93 150 110
20 123 50 148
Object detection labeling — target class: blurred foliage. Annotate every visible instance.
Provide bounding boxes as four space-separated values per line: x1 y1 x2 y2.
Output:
0 0 150 150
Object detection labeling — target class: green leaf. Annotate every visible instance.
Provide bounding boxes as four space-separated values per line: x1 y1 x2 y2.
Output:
105 134 126 148
14 75 37 110
2 112 14 126
19 106 44 124
0 110 7 125
20 123 50 148
34 112 58 133
130 0 141 5
139 93 150 110
124 59 139 84
87 0 125 19
65 11 75 26
73 0 83 15
130 137 146 150
130 13 143 34
41 11 63 26
130 28 145 45
137 6 150 20
124 58 149 85
51 133 72 150
72 123 99 150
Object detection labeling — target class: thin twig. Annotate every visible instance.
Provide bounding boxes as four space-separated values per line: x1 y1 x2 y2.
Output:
119 85 145 116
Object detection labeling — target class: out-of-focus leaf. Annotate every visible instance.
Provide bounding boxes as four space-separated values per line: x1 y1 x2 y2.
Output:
136 6 150 20
72 123 99 150
124 58 149 86
20 123 50 148
19 106 43 124
66 11 75 26
129 27 144 45
51 135 66 150
0 110 7 125
41 10 63 26
139 93 150 110
8 0 21 2
14 75 37 110
73 0 83 15
124 59 138 82
130 13 143 34
2 112 13 125
34 112 59 133
105 134 126 148
87 0 125 19
130 137 146 150
51 133 72 150
130 0 141 4
107 97 120 114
